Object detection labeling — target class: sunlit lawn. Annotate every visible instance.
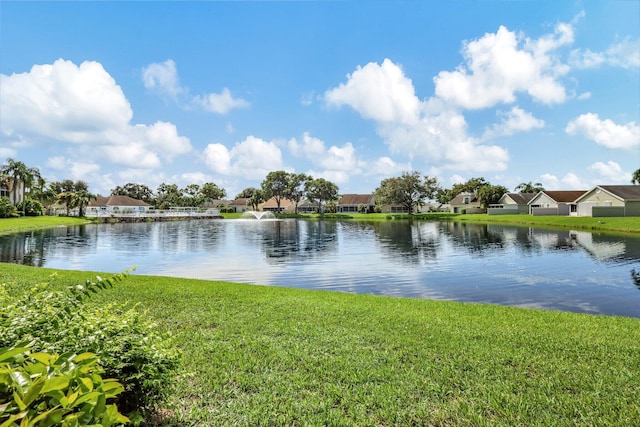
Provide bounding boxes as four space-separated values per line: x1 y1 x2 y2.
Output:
2 263 640 426
0 216 93 235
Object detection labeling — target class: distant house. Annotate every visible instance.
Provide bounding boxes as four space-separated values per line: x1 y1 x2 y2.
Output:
337 194 375 213
575 185 640 217
86 195 152 216
488 193 536 215
229 198 251 213
261 197 295 213
297 199 320 213
528 190 587 216
449 193 485 214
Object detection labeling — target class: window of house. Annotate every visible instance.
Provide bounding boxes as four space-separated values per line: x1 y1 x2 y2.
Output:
464 197 470 204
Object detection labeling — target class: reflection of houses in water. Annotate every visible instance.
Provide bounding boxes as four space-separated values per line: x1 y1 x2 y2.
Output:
569 230 627 262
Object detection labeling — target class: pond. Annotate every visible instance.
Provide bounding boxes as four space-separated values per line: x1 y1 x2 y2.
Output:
2 219 640 317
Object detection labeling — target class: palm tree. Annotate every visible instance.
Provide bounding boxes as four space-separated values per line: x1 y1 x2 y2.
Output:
514 181 544 194
0 158 41 215
56 191 76 216
632 169 640 185
72 190 97 217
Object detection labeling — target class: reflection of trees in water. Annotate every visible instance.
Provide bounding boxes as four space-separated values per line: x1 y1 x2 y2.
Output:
0 226 94 267
257 220 338 261
631 269 640 290
150 220 224 254
440 222 505 255
368 221 439 263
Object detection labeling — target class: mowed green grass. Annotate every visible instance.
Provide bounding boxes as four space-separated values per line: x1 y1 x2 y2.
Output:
0 216 93 235
2 263 639 426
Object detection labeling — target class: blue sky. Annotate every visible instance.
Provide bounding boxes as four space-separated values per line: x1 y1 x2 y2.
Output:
1 1 638 198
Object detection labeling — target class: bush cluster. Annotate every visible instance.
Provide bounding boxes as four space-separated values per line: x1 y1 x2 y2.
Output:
0 196 18 218
0 271 179 424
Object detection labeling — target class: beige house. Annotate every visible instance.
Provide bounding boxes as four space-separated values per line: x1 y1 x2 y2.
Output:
575 185 640 217
261 197 295 213
528 190 587 216
488 193 536 215
229 198 251 213
338 194 375 213
449 193 484 214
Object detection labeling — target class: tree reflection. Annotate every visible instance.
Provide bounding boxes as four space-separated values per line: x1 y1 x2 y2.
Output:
632 269 640 290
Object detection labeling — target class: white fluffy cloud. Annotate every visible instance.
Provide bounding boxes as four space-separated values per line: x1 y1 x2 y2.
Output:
142 59 183 100
434 23 571 109
565 113 639 149
570 37 640 69
142 59 249 114
0 59 192 170
325 58 420 124
588 161 630 183
203 136 283 180
482 107 545 140
194 88 250 114
324 60 509 173
540 172 587 190
288 132 363 174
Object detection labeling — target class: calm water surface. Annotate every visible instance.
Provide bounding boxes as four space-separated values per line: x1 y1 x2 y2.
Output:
2 219 640 317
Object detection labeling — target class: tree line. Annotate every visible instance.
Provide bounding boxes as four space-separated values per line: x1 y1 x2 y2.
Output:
2 157 640 218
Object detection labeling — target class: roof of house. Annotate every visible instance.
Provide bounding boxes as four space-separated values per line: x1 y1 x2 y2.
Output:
229 198 250 206
338 194 374 205
88 195 151 207
262 197 294 208
449 193 479 204
535 190 588 203
505 193 537 205
597 185 640 201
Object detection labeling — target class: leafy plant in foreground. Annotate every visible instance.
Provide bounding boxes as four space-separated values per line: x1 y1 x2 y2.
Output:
0 271 179 420
0 345 129 426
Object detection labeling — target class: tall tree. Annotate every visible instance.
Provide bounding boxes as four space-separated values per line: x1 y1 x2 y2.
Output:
56 192 75 216
477 184 509 208
72 190 97 217
182 184 201 206
156 183 182 209
0 158 41 215
111 182 154 204
200 182 226 204
632 169 640 185
288 173 310 214
374 171 440 214
514 181 544 193
235 187 258 199
248 189 265 211
261 171 290 213
305 177 339 213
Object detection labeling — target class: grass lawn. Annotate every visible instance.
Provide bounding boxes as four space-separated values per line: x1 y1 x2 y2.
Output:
0 216 93 235
2 263 640 426
297 212 640 234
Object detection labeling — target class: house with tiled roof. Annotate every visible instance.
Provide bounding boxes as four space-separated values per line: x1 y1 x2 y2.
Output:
575 185 640 217
337 194 375 213
528 190 588 216
86 195 152 216
488 193 536 215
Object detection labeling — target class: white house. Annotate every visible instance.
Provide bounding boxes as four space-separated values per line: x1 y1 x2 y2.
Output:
86 195 153 215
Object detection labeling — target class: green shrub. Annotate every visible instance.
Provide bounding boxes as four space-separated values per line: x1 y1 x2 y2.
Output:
15 198 44 216
0 272 179 419
0 196 17 218
0 345 129 426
